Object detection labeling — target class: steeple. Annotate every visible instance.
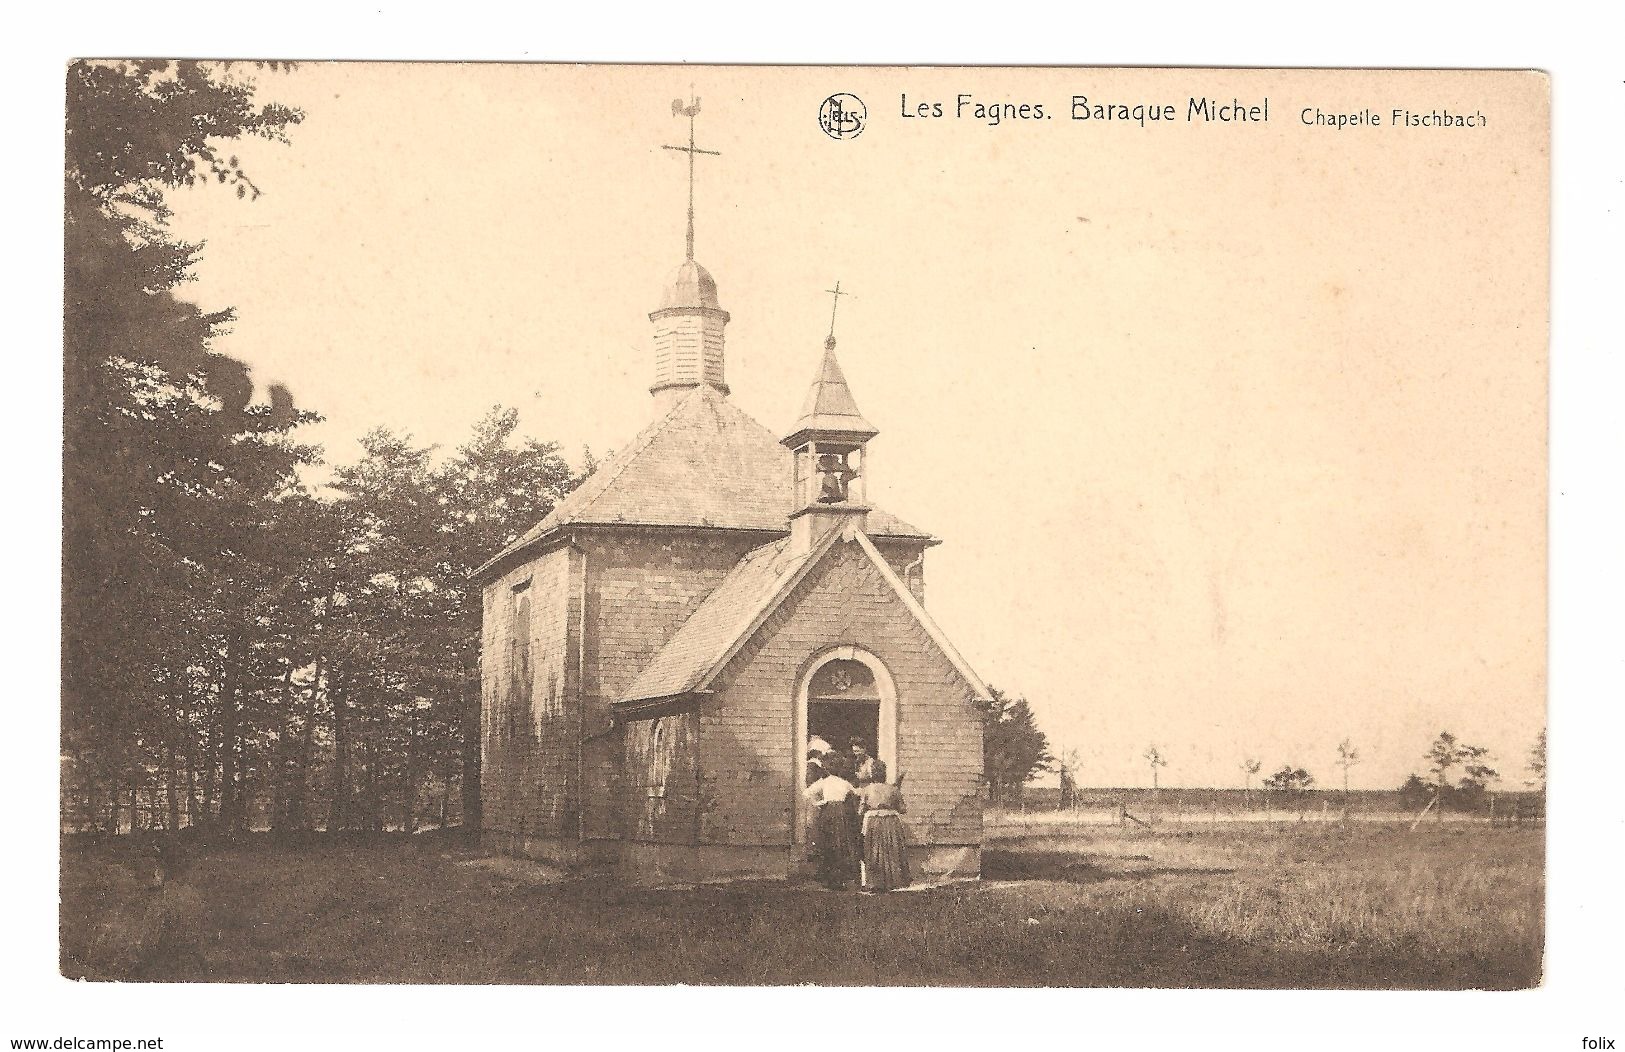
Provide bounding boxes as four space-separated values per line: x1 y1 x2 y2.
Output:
650 93 729 412
783 285 878 552
783 335 879 449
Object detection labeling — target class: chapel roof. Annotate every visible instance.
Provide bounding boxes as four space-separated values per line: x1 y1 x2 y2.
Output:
616 527 990 715
617 535 815 707
782 337 878 446
475 386 931 580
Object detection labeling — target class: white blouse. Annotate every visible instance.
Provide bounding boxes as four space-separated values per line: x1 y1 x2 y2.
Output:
804 774 855 807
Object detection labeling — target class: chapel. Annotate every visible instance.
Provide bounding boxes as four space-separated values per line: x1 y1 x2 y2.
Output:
472 103 989 884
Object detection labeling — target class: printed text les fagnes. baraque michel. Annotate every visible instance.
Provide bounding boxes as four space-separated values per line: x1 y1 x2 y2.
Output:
901 94 1269 127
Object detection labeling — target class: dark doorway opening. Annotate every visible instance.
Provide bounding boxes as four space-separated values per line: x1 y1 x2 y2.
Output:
808 700 880 764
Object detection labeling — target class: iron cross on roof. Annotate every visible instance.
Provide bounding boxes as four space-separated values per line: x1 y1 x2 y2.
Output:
664 93 720 261
824 280 852 349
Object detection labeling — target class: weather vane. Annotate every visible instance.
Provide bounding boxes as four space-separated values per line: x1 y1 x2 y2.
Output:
824 281 851 349
664 91 720 261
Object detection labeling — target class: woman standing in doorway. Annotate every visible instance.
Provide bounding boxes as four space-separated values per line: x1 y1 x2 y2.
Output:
805 752 861 889
856 773 910 893
850 737 886 786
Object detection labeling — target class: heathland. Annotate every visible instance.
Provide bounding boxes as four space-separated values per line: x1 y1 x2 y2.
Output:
61 817 1542 988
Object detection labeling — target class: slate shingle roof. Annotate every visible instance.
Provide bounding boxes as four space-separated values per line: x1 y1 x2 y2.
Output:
784 338 878 444
617 528 990 712
615 535 823 707
476 386 930 579
659 260 721 310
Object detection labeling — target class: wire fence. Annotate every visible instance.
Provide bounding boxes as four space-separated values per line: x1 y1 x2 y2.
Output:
986 789 1544 835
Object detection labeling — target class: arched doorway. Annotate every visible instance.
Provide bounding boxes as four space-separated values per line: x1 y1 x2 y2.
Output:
792 646 897 845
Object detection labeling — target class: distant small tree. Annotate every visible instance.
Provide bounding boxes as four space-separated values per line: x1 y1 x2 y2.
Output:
1263 766 1314 793
1056 747 1081 810
1335 738 1362 808
1425 731 1463 792
1239 757 1261 807
1240 757 1261 788
1456 751 1499 813
1527 728 1547 794
1423 730 1496 819
1397 773 1433 810
1143 745 1168 792
1263 765 1315 813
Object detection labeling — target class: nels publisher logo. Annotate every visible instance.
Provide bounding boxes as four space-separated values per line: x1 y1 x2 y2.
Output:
819 94 867 140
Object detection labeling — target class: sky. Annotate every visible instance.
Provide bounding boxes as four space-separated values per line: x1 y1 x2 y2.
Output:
161 64 1548 790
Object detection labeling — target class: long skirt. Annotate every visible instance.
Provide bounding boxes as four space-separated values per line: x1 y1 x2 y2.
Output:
811 800 861 888
861 810 911 891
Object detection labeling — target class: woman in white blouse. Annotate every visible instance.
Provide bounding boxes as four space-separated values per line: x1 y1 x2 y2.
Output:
804 753 860 889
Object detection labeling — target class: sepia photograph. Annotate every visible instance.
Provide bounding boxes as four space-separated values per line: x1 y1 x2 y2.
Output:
54 61 1559 995
9 0 1625 1045
10 0 1624 1038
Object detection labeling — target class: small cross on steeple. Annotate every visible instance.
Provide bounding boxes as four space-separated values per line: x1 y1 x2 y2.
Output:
824 280 852 349
783 281 879 552
663 92 721 261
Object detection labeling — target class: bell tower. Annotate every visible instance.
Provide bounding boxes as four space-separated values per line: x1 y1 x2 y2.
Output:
782 283 878 553
650 261 729 411
651 92 729 413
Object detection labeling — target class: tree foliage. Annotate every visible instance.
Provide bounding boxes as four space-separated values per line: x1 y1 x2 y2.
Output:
61 62 581 837
1262 765 1315 795
1424 731 1497 792
981 686 1054 804
1334 737 1362 799
63 60 314 834
1402 731 1499 816
1143 744 1169 791
1397 773 1433 810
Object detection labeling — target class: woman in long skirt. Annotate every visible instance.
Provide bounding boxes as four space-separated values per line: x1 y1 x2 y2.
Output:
856 776 910 893
806 754 861 889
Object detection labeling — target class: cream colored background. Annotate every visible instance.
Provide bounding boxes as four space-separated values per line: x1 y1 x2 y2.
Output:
166 65 1548 790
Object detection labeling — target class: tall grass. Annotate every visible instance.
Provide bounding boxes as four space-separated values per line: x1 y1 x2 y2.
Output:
60 823 1542 988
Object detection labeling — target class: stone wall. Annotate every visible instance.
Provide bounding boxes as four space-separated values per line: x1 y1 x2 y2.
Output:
696 537 982 851
582 530 760 840
480 545 580 851
623 711 701 843
478 525 956 873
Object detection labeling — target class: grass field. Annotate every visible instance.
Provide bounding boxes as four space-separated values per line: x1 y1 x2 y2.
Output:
60 821 1543 988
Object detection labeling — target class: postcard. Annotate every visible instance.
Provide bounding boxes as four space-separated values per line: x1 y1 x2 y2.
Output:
61 62 1548 992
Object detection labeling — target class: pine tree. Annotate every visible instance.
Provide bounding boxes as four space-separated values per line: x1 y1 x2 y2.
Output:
1527 728 1547 794
980 686 1054 804
63 60 310 832
1422 731 1497 818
